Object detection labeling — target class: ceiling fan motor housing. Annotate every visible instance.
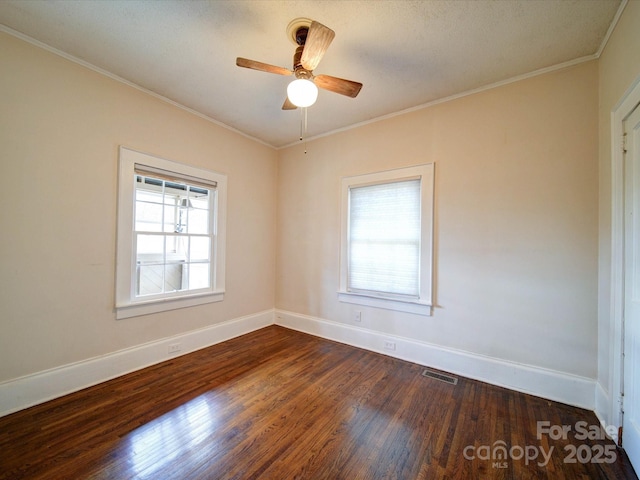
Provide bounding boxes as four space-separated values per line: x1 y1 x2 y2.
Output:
295 27 308 46
293 46 312 80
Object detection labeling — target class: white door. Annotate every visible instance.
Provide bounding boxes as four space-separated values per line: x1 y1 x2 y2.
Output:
623 102 640 473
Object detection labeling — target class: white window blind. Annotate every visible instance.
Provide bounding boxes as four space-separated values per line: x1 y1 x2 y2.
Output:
134 164 217 189
339 163 433 316
348 179 421 297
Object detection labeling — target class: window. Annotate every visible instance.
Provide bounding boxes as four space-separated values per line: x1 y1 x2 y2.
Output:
339 164 434 315
116 147 227 319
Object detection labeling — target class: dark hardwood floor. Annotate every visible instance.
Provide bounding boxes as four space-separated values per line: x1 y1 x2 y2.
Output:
0 325 637 479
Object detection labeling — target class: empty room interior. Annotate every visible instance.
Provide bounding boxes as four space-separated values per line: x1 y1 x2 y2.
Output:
2 0 640 478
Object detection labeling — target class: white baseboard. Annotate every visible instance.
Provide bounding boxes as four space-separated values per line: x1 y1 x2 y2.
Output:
595 382 611 426
1 308 598 418
275 309 596 410
0 309 274 417
594 381 620 443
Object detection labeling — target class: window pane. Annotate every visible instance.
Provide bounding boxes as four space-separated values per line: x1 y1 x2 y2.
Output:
137 264 163 296
190 195 209 210
167 236 188 261
164 204 178 233
187 209 209 234
190 237 210 262
348 179 421 297
137 234 164 258
135 201 163 232
136 189 163 204
164 263 184 293
186 263 210 290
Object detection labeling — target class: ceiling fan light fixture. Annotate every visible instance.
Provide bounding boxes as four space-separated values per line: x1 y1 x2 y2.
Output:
287 78 318 107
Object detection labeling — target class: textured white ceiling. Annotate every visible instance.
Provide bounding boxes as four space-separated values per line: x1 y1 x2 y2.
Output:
0 0 623 147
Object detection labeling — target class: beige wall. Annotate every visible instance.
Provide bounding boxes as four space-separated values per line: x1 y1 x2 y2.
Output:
0 32 278 382
3 5 635 404
597 1 640 410
277 61 599 378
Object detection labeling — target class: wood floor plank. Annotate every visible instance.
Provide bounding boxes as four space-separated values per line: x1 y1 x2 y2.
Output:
0 325 637 479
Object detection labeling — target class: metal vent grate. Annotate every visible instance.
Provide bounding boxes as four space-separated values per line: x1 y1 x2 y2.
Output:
422 368 458 385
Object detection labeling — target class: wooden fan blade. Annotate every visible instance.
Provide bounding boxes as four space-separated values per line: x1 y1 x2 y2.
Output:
282 97 297 110
236 57 292 76
300 21 335 71
314 75 363 98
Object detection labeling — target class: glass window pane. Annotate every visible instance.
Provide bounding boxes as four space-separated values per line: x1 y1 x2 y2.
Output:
187 209 209 234
135 201 163 232
136 189 163 204
175 203 190 233
167 236 188 261
137 234 164 258
186 263 210 290
190 195 209 210
164 263 184 293
164 205 179 232
190 237 210 262
137 264 163 296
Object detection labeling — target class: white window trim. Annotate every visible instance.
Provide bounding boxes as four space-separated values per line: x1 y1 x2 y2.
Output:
338 164 434 316
115 147 227 319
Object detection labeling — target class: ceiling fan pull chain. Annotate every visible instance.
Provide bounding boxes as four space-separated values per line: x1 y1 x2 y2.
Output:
299 107 304 141
304 107 308 154
298 107 309 154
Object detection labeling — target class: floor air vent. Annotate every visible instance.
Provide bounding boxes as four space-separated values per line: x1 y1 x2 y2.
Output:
422 368 458 385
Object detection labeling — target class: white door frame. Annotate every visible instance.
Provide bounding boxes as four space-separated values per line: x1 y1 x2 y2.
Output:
609 75 640 438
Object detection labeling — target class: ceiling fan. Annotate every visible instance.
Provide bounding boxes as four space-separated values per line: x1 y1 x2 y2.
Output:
236 18 363 110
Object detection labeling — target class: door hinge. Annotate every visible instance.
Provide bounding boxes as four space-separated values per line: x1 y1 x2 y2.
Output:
623 132 628 153
618 426 623 447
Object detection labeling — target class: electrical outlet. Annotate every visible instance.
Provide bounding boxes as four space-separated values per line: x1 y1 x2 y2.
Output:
353 311 362 323
384 341 396 351
168 343 181 354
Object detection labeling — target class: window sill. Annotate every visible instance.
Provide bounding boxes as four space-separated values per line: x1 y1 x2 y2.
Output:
338 291 432 316
116 291 224 320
